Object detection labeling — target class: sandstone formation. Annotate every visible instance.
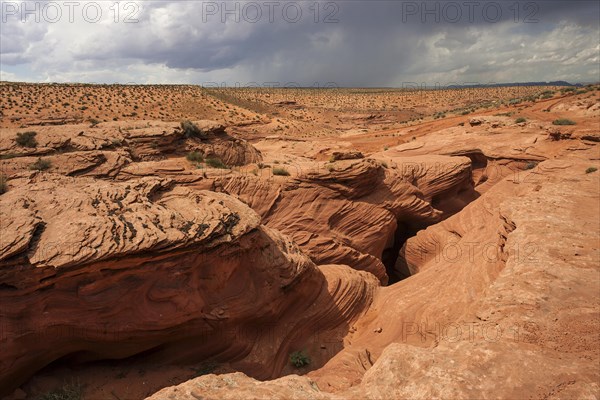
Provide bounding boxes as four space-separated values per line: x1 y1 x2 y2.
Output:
147 128 599 400
216 155 474 284
0 174 377 394
0 84 598 399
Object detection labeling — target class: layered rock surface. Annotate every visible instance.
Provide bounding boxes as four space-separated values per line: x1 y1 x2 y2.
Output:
0 174 377 394
1 89 598 399
0 120 261 179
146 147 600 400
217 155 474 283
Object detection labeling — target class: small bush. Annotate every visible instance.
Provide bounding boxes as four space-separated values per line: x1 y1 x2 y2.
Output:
515 117 527 124
89 118 101 127
586 167 598 174
290 350 311 368
205 157 227 169
0 174 7 195
272 167 290 176
29 158 52 171
186 151 204 163
192 362 217 377
552 119 576 126
38 380 83 400
181 120 203 138
525 162 537 170
16 131 38 148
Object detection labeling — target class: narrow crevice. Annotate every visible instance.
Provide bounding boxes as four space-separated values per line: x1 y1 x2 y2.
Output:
381 221 422 284
381 167 483 285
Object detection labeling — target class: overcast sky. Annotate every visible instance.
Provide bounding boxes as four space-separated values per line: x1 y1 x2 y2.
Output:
1 1 598 86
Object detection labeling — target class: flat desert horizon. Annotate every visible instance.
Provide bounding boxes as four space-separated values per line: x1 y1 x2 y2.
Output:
1 1 599 400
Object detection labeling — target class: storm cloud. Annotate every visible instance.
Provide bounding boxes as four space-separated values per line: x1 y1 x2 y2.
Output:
0 0 598 85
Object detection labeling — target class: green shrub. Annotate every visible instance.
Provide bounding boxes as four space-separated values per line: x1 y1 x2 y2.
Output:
290 350 311 368
525 162 537 170
37 381 83 400
552 119 576 125
272 167 290 176
0 174 7 195
205 157 227 169
29 158 52 171
181 120 203 138
586 167 598 174
192 362 217 377
16 131 38 148
186 151 204 163
515 117 527 124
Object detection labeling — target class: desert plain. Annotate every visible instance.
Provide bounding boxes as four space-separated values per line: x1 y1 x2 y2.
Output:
0 82 599 399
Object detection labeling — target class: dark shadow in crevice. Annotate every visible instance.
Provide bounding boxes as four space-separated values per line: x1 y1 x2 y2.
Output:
381 220 422 284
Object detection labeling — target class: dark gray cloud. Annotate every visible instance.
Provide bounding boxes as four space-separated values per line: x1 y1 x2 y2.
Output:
1 0 598 85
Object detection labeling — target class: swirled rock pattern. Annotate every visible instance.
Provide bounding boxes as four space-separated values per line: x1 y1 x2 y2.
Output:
144 94 599 400
218 156 474 283
145 147 600 400
1 86 598 399
0 174 377 394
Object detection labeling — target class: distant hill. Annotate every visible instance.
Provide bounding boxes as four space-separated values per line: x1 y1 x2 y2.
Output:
453 81 581 89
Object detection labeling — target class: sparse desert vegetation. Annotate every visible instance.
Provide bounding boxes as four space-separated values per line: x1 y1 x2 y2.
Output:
0 174 7 194
553 118 576 125
289 351 311 368
272 167 290 176
29 158 52 171
15 131 38 148
186 151 204 163
37 381 83 400
205 157 227 169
